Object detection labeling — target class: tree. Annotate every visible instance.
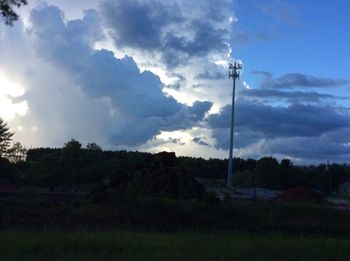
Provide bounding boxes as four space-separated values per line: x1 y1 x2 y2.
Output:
64 139 82 151
7 141 26 162
0 118 14 158
86 142 102 151
255 157 279 189
280 159 293 169
1 0 27 25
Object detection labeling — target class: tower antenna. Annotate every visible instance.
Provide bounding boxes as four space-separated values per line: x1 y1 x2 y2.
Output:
227 62 243 189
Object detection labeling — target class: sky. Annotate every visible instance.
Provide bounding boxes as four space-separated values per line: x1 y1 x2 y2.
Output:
0 0 349 164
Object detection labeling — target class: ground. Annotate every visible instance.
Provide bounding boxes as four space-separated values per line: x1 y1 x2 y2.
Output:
1 231 350 261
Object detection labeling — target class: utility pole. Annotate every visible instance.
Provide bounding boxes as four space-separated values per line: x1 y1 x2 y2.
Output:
227 62 242 189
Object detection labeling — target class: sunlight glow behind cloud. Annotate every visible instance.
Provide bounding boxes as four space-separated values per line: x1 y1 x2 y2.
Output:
0 71 28 120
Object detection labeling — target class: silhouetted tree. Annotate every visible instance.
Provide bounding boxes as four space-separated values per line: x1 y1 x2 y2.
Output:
0 0 27 25
86 142 102 151
7 142 26 162
280 159 293 169
0 118 14 158
0 156 19 183
255 157 279 188
64 139 82 151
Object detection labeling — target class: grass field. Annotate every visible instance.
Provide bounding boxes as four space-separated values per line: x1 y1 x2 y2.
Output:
0 231 349 261
3 196 350 235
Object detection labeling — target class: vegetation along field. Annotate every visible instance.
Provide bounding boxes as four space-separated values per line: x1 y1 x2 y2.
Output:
0 136 350 260
1 231 350 261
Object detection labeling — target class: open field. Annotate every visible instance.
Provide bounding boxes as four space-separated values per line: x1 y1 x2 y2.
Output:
1 231 350 261
2 192 350 260
2 194 350 235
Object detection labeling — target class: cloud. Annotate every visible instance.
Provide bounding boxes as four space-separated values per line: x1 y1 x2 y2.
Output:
252 71 349 89
207 98 350 161
208 99 350 138
19 65 113 147
168 138 185 145
192 137 209 146
240 88 347 103
210 128 265 150
100 0 178 50
4 1 347 164
99 0 233 67
2 4 213 148
265 134 350 162
196 71 226 80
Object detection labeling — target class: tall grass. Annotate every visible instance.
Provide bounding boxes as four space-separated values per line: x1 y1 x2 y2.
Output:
0 231 349 261
2 197 350 235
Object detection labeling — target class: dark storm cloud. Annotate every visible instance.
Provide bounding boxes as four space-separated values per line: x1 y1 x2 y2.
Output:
209 128 229 150
188 101 213 120
207 98 350 152
99 0 178 50
266 136 350 162
201 65 350 161
100 0 232 67
168 138 185 145
177 20 229 56
192 137 209 147
208 99 350 138
212 129 350 162
207 97 350 161
208 100 350 160
252 71 349 89
210 128 264 150
240 88 346 102
30 5 212 146
322 127 350 144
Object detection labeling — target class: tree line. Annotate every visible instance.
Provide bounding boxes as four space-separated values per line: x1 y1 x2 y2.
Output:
1 118 350 197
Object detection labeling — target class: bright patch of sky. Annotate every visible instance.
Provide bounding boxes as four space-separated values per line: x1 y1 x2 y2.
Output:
0 72 28 120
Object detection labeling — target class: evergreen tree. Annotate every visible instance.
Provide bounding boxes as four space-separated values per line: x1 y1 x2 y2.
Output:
0 118 14 158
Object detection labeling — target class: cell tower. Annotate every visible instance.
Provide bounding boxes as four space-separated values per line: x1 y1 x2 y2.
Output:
227 62 243 188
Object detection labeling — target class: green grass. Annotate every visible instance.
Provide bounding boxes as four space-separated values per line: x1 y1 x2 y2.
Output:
0 231 349 261
2 197 350 235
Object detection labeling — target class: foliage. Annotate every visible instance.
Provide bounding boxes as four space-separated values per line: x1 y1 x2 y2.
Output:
86 142 102 151
24 144 205 199
0 156 17 183
0 117 14 158
64 139 82 151
0 231 350 261
0 0 27 25
2 196 350 235
3 137 350 195
7 142 27 162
